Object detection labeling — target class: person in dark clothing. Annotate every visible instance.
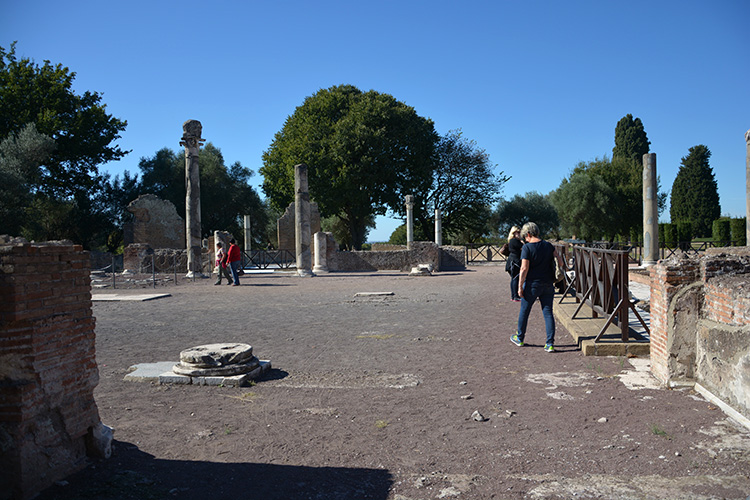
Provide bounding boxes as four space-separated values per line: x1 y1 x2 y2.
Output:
510 222 564 352
505 226 523 301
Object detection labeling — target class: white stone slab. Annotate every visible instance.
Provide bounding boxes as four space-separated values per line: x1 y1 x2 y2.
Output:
158 371 192 385
124 361 177 382
93 293 171 302
354 292 395 297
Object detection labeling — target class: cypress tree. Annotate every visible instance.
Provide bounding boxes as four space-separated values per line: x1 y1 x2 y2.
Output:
669 145 721 238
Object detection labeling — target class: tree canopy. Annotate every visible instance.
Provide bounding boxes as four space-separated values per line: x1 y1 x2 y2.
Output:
612 114 650 164
423 129 509 242
135 143 268 245
493 191 559 239
0 42 128 198
670 144 720 238
0 43 128 247
260 84 438 250
550 170 620 240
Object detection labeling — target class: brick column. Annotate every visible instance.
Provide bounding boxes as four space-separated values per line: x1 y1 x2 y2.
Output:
649 259 700 384
0 240 101 499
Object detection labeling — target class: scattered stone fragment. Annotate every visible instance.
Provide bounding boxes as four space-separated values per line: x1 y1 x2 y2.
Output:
459 381 467 385
461 394 473 400
471 410 487 422
598 417 608 423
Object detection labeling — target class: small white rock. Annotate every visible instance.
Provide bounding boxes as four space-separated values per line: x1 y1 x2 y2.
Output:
472 410 487 422
598 417 608 423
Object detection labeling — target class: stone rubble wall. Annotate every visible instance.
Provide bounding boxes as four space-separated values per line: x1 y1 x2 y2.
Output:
328 241 465 272
122 244 211 274
649 248 750 420
0 237 101 500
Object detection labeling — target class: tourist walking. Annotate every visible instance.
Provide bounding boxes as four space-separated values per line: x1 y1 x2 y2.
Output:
510 222 564 352
226 238 242 286
214 242 233 285
505 226 523 301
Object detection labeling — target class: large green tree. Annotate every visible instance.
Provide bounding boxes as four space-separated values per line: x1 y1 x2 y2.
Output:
0 42 127 198
613 114 650 163
423 129 509 241
550 170 620 240
493 191 560 239
0 43 128 248
135 144 267 245
670 144 720 238
260 84 438 250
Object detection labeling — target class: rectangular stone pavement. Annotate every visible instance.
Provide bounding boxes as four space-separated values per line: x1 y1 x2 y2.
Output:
554 287 650 357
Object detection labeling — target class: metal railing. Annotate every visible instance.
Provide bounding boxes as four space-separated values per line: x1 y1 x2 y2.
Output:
464 244 507 264
242 249 296 269
554 245 648 342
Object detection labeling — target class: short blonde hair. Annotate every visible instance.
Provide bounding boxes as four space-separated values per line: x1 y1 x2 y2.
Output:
507 226 521 241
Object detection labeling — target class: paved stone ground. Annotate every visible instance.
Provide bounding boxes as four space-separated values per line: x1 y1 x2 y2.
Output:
38 266 750 500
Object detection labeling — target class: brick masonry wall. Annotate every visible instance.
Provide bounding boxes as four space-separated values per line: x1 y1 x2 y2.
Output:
648 258 700 384
0 239 101 500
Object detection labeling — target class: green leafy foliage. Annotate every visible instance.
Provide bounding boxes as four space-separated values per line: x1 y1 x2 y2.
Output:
492 191 559 239
260 84 438 250
550 170 619 240
0 43 128 248
135 144 268 245
712 218 731 244
612 114 650 164
730 218 746 246
423 129 509 242
670 145 720 238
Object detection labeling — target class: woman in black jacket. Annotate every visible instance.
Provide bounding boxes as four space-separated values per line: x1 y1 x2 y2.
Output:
505 226 523 301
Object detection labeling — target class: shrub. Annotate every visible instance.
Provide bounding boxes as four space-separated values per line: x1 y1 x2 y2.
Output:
712 218 731 246
730 217 746 246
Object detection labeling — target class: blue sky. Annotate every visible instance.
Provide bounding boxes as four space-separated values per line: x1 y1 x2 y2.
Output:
3 0 748 242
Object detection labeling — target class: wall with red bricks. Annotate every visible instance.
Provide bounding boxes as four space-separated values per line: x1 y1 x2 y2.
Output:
649 249 750 420
0 238 101 500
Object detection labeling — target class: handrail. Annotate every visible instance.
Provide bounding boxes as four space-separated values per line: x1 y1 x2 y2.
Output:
242 249 296 269
556 245 648 342
464 244 507 264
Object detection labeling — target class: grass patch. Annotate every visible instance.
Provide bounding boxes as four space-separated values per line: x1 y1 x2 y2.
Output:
375 419 389 429
356 334 395 340
650 424 671 439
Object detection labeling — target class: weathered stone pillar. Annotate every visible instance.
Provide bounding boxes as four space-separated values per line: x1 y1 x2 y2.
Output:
435 208 442 246
180 120 205 278
244 215 252 252
295 164 313 277
642 153 659 266
405 195 414 250
313 231 329 274
745 129 750 244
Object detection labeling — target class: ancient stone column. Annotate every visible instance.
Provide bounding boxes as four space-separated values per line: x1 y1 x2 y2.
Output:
180 120 206 278
313 231 329 274
405 195 414 250
295 164 313 277
746 129 750 244
244 215 252 252
435 208 442 246
642 153 659 266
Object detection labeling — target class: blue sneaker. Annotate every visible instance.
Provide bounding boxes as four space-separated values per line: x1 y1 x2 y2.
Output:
544 344 554 352
510 334 524 347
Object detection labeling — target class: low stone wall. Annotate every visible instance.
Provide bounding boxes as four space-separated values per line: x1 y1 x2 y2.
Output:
329 241 463 272
649 248 750 420
0 237 101 500
123 244 211 274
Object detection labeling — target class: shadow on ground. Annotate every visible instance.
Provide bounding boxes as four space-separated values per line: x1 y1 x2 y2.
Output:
38 441 393 500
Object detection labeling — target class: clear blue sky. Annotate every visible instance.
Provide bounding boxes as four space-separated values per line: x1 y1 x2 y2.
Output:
4 0 748 242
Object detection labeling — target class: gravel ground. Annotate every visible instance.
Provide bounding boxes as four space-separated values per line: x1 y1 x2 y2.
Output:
39 266 750 500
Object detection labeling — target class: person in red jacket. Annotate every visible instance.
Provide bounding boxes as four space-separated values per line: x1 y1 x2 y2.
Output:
226 238 242 286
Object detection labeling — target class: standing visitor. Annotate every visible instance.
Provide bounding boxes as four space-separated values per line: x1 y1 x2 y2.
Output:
510 222 564 352
227 238 242 286
505 226 523 301
214 242 233 285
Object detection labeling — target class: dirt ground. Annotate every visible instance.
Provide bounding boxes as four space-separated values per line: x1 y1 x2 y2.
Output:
39 266 750 500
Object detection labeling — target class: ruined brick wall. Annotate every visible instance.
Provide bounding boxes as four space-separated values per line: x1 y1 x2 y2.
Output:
649 249 750 420
122 244 211 274
648 258 701 384
276 202 321 252
0 238 101 500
